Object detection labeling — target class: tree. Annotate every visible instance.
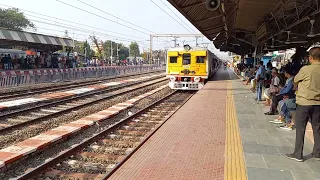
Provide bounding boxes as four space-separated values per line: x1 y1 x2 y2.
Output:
102 40 115 59
102 41 129 60
73 40 94 59
129 42 140 57
119 44 129 60
83 40 95 59
0 8 35 31
90 36 103 59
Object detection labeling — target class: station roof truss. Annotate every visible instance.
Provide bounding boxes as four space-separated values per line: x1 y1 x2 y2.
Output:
168 0 320 55
0 28 74 51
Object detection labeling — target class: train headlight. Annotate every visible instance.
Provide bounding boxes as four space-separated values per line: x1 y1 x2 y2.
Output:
184 44 191 51
169 76 176 82
194 77 200 82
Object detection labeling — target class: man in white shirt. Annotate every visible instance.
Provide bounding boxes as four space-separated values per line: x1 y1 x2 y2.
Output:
264 68 280 105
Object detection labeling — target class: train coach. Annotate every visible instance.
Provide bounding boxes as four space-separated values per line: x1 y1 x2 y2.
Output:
166 44 221 90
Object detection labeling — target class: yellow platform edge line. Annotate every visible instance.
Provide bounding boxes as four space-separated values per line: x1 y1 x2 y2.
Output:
224 80 248 180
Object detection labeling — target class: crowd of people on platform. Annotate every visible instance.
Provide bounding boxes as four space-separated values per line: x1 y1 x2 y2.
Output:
0 53 146 71
0 53 79 70
236 47 320 162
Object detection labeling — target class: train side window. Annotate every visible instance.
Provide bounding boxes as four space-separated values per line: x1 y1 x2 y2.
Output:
170 56 177 63
196 56 205 63
183 53 191 65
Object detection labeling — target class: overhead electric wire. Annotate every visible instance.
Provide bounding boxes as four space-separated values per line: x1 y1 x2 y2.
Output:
149 0 193 34
24 12 145 40
75 0 155 34
4 8 151 44
0 3 172 49
159 0 197 33
55 0 150 35
39 27 146 44
27 19 149 45
0 3 146 40
24 13 148 42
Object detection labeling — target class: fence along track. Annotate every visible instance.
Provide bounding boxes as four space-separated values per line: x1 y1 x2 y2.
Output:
16 91 193 180
0 65 163 88
0 70 164 100
0 77 167 134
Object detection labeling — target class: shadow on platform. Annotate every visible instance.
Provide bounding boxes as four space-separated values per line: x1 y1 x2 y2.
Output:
208 67 239 82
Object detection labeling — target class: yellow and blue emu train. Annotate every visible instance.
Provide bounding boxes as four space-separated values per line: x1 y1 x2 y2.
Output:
166 45 220 90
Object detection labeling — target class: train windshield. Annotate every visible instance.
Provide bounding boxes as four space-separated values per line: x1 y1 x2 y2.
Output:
182 53 191 65
196 56 205 63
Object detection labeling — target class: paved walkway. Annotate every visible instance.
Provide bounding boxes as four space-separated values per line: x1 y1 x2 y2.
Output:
232 77 320 180
108 67 320 180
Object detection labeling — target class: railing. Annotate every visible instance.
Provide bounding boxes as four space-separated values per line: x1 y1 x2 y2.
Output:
0 65 164 88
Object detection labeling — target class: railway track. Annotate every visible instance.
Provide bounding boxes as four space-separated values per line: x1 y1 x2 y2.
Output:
14 91 193 180
0 71 164 100
0 76 167 135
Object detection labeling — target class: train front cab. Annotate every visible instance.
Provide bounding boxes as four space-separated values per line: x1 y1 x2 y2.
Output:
166 49 209 90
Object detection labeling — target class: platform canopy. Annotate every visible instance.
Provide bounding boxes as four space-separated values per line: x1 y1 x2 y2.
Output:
168 0 320 55
0 28 74 52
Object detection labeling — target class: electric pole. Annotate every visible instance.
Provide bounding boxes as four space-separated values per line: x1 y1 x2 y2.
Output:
173 36 178 47
196 36 201 47
116 42 119 61
150 35 153 65
110 41 113 64
72 30 75 49
84 47 87 61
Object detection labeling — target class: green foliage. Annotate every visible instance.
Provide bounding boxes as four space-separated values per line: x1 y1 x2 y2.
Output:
102 41 129 60
90 36 102 59
102 40 115 59
119 45 129 60
84 41 95 58
0 8 35 31
129 42 140 57
73 40 94 59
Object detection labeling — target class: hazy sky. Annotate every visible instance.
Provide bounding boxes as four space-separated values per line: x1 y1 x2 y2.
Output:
0 0 230 59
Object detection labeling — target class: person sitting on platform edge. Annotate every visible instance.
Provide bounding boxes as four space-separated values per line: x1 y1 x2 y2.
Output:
255 61 266 102
265 61 273 81
286 47 320 162
242 66 255 85
264 68 281 106
269 95 296 131
264 68 295 115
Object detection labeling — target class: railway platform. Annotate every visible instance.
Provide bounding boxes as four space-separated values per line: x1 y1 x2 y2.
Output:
109 67 320 180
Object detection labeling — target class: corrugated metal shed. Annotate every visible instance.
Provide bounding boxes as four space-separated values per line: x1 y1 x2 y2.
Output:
0 29 74 47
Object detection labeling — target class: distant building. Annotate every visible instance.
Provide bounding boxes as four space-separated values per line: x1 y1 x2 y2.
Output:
127 56 143 61
90 42 103 53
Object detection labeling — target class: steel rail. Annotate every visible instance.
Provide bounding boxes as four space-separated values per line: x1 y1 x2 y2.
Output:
15 91 193 180
0 70 164 100
102 91 193 179
0 75 165 117
0 77 167 134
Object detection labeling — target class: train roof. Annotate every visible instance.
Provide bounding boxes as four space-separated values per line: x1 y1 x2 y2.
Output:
167 46 208 52
166 46 222 60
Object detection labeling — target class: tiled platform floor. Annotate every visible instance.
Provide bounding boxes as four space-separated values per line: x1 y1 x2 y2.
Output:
109 68 237 180
232 76 320 180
